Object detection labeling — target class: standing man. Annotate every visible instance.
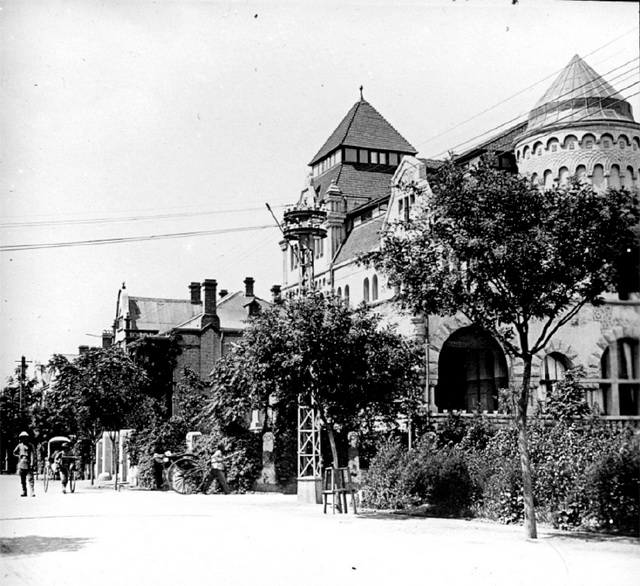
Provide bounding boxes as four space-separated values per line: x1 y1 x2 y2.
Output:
52 442 71 494
13 431 35 497
206 444 231 494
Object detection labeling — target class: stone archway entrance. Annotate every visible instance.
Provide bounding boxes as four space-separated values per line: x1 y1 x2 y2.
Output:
436 327 508 413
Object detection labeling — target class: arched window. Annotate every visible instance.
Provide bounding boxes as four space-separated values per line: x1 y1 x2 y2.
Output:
575 165 587 181
600 338 640 415
337 287 342 298
372 275 379 301
344 285 350 305
539 353 567 401
624 166 635 189
543 169 554 189
593 164 605 191
558 167 569 186
363 278 370 303
563 134 578 150
609 165 621 189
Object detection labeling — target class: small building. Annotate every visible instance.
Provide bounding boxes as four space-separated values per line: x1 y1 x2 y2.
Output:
111 277 271 413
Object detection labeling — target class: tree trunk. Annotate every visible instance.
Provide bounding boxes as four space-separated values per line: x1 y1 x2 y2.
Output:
516 354 537 539
325 423 340 470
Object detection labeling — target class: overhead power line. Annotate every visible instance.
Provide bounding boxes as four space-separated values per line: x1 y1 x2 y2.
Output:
430 68 640 160
0 224 277 253
0 203 287 230
415 26 639 152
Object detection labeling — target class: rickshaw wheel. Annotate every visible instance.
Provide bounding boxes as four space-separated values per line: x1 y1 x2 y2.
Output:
43 466 49 492
69 468 76 493
168 458 204 495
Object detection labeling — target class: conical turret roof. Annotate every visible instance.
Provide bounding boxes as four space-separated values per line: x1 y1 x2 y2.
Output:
527 54 635 131
309 98 417 166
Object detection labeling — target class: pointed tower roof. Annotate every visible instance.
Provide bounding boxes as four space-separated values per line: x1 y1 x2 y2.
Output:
309 98 417 165
527 54 635 131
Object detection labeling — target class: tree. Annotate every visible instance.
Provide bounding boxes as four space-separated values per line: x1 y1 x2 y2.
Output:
363 159 639 538
206 293 423 471
48 346 151 486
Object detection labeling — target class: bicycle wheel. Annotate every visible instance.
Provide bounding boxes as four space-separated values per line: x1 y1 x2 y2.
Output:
69 469 76 493
168 458 204 495
43 466 49 492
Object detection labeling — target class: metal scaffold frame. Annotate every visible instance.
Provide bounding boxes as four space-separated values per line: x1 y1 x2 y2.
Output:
282 203 327 497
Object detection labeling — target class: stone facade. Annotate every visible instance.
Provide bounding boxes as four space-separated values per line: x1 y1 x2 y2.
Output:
280 56 640 423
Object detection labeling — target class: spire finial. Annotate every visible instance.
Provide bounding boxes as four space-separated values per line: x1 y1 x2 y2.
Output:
359 85 364 100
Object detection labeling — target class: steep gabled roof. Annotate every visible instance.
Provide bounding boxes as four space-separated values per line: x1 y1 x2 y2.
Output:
216 291 271 331
334 215 384 265
309 99 417 165
311 164 394 212
527 54 635 131
128 297 200 334
455 121 528 163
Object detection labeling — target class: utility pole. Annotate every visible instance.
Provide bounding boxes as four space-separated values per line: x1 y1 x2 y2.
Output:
14 356 32 416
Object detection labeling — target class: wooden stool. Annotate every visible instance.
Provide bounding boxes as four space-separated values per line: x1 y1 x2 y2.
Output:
322 467 357 514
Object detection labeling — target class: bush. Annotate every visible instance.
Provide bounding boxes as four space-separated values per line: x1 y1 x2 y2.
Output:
416 445 475 517
360 438 414 510
192 430 261 493
586 441 639 535
126 417 190 489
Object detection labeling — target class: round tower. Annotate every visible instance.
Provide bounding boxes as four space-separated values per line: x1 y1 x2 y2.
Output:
515 55 640 190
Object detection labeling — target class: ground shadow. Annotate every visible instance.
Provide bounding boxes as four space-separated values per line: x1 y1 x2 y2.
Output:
541 531 639 545
0 535 92 557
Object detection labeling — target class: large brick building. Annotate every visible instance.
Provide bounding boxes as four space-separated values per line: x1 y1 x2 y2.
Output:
280 55 640 423
111 277 271 409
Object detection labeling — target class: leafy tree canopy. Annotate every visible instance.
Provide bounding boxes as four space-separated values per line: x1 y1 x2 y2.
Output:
47 346 152 446
205 293 423 468
362 158 639 539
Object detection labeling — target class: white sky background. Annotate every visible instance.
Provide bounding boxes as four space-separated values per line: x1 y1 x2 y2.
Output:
1 0 639 382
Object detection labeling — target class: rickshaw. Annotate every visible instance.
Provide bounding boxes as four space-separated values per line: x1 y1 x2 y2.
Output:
42 436 77 493
163 452 215 495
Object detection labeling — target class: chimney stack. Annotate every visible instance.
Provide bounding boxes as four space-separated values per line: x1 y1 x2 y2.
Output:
202 279 217 316
271 284 282 303
219 289 228 299
78 345 89 355
189 282 201 304
244 277 255 297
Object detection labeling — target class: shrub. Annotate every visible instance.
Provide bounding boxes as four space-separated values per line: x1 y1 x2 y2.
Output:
416 446 475 517
126 417 190 489
193 430 261 493
585 441 640 535
360 438 414 510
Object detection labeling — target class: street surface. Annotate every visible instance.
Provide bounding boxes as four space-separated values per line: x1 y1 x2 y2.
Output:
1 474 638 586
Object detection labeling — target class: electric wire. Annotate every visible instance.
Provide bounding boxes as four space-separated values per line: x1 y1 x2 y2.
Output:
414 26 638 151
0 224 278 253
0 203 287 230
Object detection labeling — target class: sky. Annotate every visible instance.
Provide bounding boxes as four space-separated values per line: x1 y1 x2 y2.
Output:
1 0 639 383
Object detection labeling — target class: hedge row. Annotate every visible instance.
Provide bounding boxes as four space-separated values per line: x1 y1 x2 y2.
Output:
361 415 639 535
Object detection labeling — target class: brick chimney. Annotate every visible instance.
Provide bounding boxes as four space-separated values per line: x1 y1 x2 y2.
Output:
244 277 255 297
201 279 220 328
78 345 89 355
271 284 282 303
219 289 228 298
189 282 201 304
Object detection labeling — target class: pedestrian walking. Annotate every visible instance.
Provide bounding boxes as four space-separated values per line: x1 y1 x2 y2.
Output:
205 444 231 494
52 442 71 494
13 431 36 497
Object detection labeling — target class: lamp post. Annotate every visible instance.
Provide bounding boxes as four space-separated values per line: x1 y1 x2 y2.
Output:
282 203 327 503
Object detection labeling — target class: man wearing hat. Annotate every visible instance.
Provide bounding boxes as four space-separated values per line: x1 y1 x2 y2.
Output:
52 442 71 494
13 431 36 497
